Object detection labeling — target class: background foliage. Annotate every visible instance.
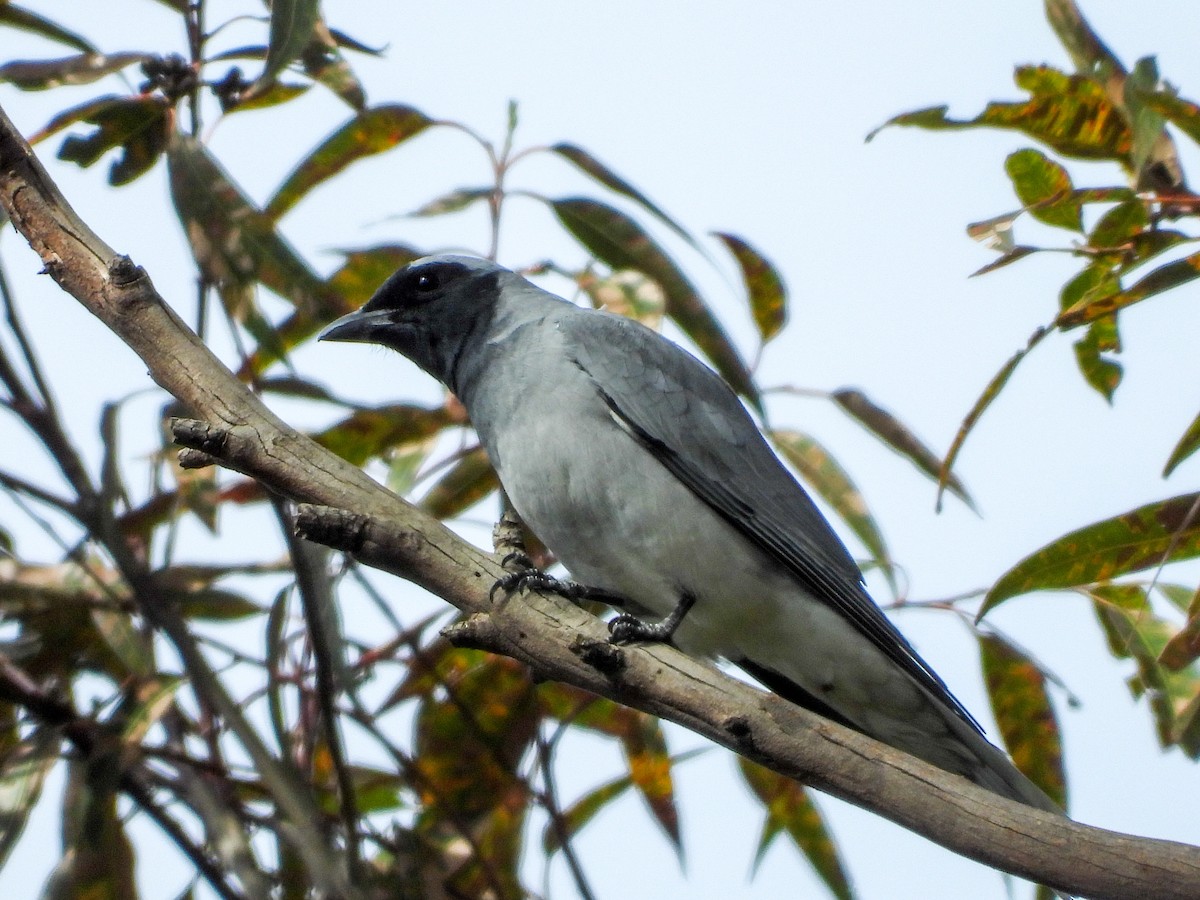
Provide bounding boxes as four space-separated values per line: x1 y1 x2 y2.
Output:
0 1 1197 898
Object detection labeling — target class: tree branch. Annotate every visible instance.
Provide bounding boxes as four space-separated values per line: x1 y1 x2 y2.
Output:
2 100 1198 900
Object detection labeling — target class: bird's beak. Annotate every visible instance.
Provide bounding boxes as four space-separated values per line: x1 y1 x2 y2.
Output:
318 308 394 344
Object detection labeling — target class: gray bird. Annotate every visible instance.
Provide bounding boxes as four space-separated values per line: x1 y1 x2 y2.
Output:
320 254 1061 815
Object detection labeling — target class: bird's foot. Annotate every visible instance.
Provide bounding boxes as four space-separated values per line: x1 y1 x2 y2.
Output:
491 551 589 602
608 593 696 645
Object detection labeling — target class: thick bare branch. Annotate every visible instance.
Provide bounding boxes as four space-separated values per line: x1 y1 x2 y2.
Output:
2 100 1198 900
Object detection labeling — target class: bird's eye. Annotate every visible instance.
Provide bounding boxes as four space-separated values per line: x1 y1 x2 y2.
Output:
414 271 440 292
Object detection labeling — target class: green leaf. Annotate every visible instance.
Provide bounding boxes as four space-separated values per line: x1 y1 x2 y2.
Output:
870 66 1133 166
1044 0 1123 79
119 676 184 745
0 728 59 870
259 0 320 88
738 758 854 900
1089 584 1200 754
167 135 344 369
90 608 154 678
551 143 699 250
1088 199 1148 250
55 96 170 186
979 635 1067 809
619 716 682 854
1004 148 1081 231
712 232 787 343
178 589 264 621
327 244 425 306
542 774 633 855
771 429 895 593
970 246 1039 278
224 81 310 114
419 447 499 519
406 188 492 218
982 492 1200 617
1145 89 1200 150
551 197 757 406
1164 412 1200 477
0 5 95 52
1072 321 1123 402
939 327 1050 513
1058 250 1200 329
576 269 666 330
264 105 433 221
831 388 974 512
314 404 453 467
0 52 147 90
298 21 367 110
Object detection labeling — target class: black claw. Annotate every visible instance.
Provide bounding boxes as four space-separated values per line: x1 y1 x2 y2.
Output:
490 563 587 603
607 592 696 646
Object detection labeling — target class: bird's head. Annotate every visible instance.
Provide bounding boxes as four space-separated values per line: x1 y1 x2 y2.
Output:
319 254 506 389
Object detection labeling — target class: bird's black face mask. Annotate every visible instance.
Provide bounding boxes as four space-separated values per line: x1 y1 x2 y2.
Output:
319 257 500 393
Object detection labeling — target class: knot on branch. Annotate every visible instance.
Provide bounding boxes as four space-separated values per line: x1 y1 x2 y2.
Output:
108 255 145 286
441 613 497 651
171 418 227 456
294 504 367 553
572 636 627 676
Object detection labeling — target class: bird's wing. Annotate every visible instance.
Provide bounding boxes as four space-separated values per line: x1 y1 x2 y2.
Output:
560 310 982 733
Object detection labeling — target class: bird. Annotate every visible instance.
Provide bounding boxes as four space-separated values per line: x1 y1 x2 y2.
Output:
319 253 1061 816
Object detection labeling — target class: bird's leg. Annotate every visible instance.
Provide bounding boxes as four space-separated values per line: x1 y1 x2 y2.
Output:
608 592 696 645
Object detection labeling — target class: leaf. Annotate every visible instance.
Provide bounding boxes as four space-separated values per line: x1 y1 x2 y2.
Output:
419 447 499 519
1058 250 1200 328
551 143 699 250
577 269 666 331
264 104 433 221
1072 321 1123 402
1160 610 1200 673
939 327 1050 513
90 608 154 679
0 52 147 90
831 388 974 512
314 404 454 467
619 716 682 854
406 187 492 218
0 5 95 53
0 728 59 870
542 774 633 855
1089 585 1200 754
259 0 320 88
1004 148 1081 231
1145 89 1200 150
327 244 425 306
120 676 184 745
970 246 1039 278
224 81 309 114
177 589 263 621
298 20 366 110
738 758 853 900
55 96 171 186
967 210 1020 252
771 429 895 593
712 232 787 343
551 197 757 405
978 635 1067 808
1044 0 1123 80
167 135 344 369
541 747 704 856
1088 199 1148 251
870 66 1133 166
982 492 1200 617
1164 411 1200 477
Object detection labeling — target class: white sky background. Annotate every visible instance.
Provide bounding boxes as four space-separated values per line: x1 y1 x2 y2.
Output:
2 1 1199 898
